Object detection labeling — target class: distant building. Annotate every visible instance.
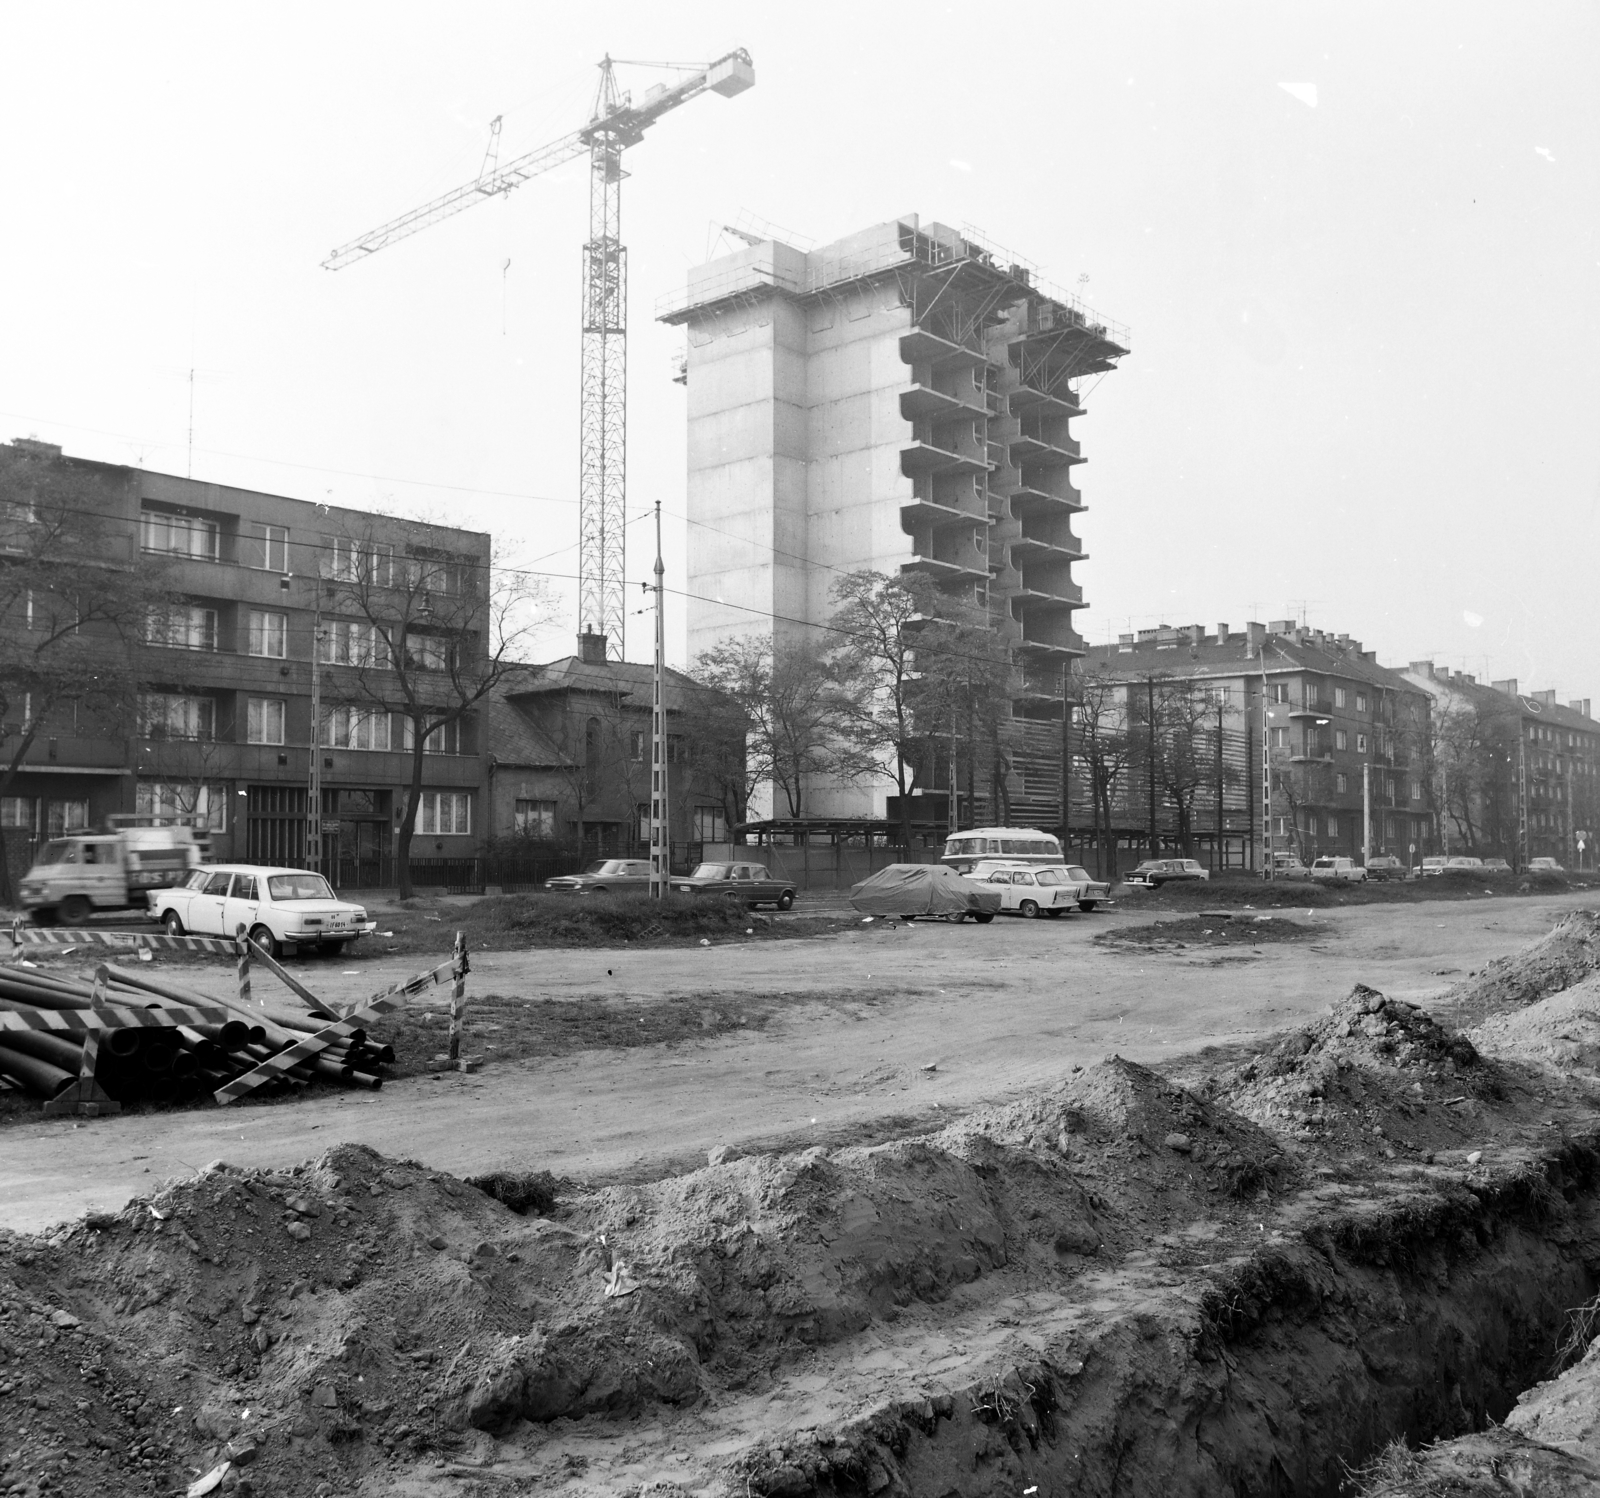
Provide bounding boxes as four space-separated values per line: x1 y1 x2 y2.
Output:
0 439 488 889
486 632 743 865
1404 662 1599 868
1078 621 1434 874
661 216 1128 828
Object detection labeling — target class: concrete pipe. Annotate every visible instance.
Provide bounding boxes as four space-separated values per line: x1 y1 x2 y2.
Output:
0 1042 74 1099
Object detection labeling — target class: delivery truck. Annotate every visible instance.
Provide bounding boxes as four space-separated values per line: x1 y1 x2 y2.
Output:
17 813 211 924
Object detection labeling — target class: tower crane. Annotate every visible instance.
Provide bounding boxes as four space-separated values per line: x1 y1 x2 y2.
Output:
323 48 755 658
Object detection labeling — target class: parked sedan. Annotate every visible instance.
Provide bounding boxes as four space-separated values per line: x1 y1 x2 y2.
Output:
1363 855 1406 882
977 865 1079 918
1481 858 1513 875
1529 857 1567 874
544 859 653 895
1122 858 1210 888
151 865 373 957
1063 865 1112 911
1421 856 1448 877
671 861 797 910
1309 856 1367 883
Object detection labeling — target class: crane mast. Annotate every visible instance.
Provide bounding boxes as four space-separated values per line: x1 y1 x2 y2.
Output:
323 49 754 659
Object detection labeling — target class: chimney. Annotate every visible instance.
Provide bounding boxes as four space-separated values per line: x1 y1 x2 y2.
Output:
1571 699 1592 719
1492 678 1519 697
578 630 608 665
9 436 62 460
1188 624 1205 647
1216 623 1230 646
1409 660 1435 678
1117 633 1134 652
1535 689 1558 709
1268 619 1295 636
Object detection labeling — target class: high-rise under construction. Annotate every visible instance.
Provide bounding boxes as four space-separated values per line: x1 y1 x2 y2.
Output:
659 216 1128 825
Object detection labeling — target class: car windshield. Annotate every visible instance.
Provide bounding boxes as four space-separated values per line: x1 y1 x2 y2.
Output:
690 863 733 879
267 874 335 901
36 840 76 865
581 861 623 875
1064 866 1093 881
1133 861 1161 872
1034 869 1070 885
1312 859 1336 868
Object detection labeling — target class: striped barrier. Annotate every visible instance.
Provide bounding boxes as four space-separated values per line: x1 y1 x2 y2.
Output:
213 955 459 1105
10 925 244 957
0 1001 231 1035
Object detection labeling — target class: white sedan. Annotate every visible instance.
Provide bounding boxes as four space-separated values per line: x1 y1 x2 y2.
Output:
151 865 374 957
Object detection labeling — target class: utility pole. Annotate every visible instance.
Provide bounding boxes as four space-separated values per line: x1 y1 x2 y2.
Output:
1146 675 1158 859
648 499 669 900
1215 692 1225 873
306 582 325 875
1259 653 1274 881
1362 761 1371 866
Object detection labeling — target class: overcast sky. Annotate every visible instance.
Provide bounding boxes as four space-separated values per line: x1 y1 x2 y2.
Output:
3 3 1595 697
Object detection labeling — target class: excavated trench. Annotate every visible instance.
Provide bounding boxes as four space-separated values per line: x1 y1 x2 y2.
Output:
9 917 1600 1498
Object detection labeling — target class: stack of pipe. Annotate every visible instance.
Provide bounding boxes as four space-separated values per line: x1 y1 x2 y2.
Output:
0 959 392 1105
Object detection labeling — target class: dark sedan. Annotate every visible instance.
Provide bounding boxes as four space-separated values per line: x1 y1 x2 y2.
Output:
1122 858 1210 888
544 859 653 894
671 861 797 910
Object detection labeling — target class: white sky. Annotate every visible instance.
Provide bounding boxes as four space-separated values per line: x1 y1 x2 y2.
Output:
2 2 1595 697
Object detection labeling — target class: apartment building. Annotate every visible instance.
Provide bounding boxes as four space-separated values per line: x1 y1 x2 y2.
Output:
1078 621 1434 873
1404 662 1599 868
660 215 1128 826
0 439 489 886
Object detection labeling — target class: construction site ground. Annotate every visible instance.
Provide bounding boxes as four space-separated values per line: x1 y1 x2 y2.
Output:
7 891 1600 1497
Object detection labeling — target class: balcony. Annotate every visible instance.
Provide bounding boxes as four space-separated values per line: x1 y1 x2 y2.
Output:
899 495 986 529
1008 532 1085 564
1007 483 1085 516
899 328 987 369
899 441 992 479
903 555 989 585
1289 700 1335 719
899 384 987 423
17 736 129 774
1012 582 1084 611
1008 383 1082 420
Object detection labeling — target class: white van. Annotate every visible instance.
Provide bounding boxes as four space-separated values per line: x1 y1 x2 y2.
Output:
942 827 1064 875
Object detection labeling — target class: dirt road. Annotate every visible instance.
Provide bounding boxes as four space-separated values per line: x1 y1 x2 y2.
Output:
4 892 1591 1232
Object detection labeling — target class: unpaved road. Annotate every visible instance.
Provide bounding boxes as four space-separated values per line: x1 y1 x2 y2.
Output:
3 892 1592 1232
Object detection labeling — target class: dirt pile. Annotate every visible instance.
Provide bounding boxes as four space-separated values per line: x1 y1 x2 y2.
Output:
1444 909 1600 1014
1202 983 1498 1163
1096 914 1325 950
1472 972 1600 1075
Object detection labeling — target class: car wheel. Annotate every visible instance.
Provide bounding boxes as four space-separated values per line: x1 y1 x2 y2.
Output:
58 895 92 927
974 912 996 924
1019 900 1040 919
1078 900 1098 912
163 910 186 938
249 924 281 960
776 891 795 911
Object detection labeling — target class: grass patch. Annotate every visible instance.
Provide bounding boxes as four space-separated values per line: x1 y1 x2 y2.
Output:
1097 915 1326 950
357 892 850 958
1126 870 1592 912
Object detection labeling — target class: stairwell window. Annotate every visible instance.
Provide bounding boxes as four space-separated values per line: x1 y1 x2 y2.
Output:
138 693 215 741
416 791 471 835
140 507 219 560
247 609 288 658
247 697 286 746
145 603 218 652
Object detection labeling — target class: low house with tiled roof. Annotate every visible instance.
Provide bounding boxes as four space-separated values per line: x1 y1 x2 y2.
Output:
486 633 744 863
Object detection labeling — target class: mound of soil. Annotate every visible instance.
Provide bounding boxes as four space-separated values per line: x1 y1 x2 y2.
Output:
1097 915 1325 950
1204 983 1496 1163
1444 910 1600 1014
1471 973 1600 1074
1354 1427 1600 1495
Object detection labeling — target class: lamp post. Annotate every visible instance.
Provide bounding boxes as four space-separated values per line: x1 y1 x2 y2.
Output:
648 498 669 900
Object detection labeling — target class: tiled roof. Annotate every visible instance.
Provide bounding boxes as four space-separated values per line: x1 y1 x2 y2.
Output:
485 695 574 769
1081 635 1423 696
501 655 703 706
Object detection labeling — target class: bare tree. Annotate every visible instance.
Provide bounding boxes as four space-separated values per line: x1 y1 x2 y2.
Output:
0 446 175 900
1150 678 1216 857
691 635 845 820
317 519 554 898
1067 664 1135 880
826 571 944 846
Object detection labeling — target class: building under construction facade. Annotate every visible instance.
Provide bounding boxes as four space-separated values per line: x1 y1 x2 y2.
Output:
660 216 1127 826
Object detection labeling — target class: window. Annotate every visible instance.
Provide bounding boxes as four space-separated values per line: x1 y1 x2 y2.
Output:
1269 683 1290 703
404 631 450 672
145 603 218 651
247 697 286 746
320 620 391 669
47 799 90 838
320 706 392 751
247 609 287 659
513 799 556 839
0 796 33 829
1327 816 1339 838
693 806 727 843
667 733 687 764
138 693 215 741
1335 773 1348 793
423 719 463 755
408 547 467 597
328 538 395 587
1356 733 1368 753
1273 816 1291 837
630 730 646 761
1270 727 1289 749
232 874 258 901
1355 693 1367 712
1333 687 1347 709
242 523 288 571
416 791 471 835
1334 729 1348 752
140 507 218 560
637 803 652 842
135 781 226 831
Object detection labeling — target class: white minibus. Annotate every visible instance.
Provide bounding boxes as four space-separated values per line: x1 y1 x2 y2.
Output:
941 827 1064 875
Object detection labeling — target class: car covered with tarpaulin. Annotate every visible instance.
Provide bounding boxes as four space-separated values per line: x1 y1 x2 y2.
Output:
848 863 1002 922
